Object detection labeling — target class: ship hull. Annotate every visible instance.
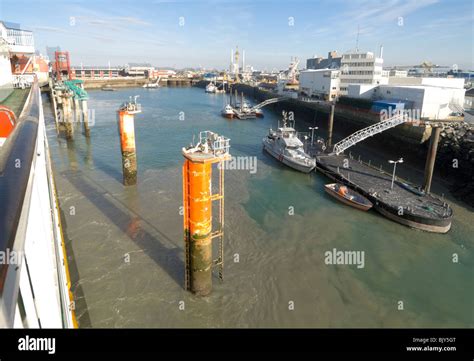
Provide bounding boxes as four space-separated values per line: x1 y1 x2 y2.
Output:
263 142 315 173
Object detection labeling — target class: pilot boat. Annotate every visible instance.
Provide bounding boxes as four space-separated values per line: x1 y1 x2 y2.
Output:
262 116 316 173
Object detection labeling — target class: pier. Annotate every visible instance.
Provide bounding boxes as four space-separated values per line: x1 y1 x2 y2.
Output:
315 153 452 233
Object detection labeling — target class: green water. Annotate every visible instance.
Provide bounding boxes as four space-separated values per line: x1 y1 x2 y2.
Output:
44 87 473 328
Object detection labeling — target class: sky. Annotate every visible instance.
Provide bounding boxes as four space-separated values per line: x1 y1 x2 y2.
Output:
0 0 472 70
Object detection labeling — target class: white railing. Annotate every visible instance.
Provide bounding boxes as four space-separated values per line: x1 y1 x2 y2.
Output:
332 113 409 155
199 131 231 156
6 28 34 47
13 74 34 89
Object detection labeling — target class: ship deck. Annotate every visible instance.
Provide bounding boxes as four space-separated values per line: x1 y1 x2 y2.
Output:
0 88 30 118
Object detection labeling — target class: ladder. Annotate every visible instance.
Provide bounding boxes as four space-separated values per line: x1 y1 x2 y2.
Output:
211 163 225 281
331 113 409 155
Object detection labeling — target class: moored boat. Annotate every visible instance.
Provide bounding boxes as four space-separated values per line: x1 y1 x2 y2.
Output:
262 115 316 173
324 183 373 211
205 82 217 93
221 104 235 118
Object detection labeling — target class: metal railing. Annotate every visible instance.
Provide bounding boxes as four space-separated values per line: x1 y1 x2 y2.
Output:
6 28 34 47
198 131 231 156
12 74 35 89
332 113 409 155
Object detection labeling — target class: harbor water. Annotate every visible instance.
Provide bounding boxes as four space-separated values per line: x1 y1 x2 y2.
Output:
43 87 474 328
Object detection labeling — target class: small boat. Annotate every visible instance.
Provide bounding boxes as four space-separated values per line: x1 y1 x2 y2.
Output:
205 82 217 93
101 85 115 91
255 108 264 118
262 115 316 173
324 183 373 211
143 77 160 88
221 104 235 118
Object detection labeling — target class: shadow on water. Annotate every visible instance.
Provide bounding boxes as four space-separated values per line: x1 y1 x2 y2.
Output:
74 137 124 184
59 206 93 328
61 169 185 289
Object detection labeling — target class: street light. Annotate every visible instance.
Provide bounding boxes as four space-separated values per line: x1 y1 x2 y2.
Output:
309 126 318 146
388 158 403 190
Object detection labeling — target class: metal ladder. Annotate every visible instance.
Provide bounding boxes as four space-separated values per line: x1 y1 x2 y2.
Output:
211 163 225 281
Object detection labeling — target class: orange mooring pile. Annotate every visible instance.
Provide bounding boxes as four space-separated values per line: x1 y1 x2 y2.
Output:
117 98 141 186
182 132 230 296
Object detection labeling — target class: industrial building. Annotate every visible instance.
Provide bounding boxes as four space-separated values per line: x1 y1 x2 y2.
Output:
347 77 465 120
124 63 154 77
389 69 408 78
306 51 341 70
71 65 121 79
299 69 340 100
339 48 388 95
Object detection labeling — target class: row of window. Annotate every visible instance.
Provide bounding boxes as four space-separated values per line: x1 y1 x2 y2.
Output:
340 79 374 84
342 54 372 60
341 70 374 75
341 62 376 67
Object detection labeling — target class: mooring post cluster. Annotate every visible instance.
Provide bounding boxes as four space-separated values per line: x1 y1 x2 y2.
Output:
50 79 90 140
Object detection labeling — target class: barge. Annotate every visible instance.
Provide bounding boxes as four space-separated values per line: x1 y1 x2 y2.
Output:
316 154 453 233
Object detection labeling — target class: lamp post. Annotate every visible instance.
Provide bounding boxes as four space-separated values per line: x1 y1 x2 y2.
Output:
388 158 403 190
309 126 318 147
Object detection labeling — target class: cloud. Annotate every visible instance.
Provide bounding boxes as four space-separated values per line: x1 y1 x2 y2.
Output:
33 25 70 33
74 15 151 30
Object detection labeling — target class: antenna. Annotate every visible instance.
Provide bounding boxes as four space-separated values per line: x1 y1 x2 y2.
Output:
355 25 360 51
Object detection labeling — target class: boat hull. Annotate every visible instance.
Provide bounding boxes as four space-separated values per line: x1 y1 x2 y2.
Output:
324 184 372 211
263 142 315 173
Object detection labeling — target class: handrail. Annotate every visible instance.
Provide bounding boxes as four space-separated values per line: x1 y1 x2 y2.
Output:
0 79 39 325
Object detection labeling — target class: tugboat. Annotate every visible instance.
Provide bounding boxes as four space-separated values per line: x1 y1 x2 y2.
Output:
221 104 235 118
262 114 316 173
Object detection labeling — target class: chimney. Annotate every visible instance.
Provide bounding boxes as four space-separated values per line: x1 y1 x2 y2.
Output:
379 45 384 59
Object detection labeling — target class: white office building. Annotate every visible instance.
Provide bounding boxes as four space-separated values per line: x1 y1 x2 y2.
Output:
299 69 340 100
348 77 466 120
339 49 388 95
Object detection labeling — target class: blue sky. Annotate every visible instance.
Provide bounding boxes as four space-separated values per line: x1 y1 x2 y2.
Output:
0 0 472 70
